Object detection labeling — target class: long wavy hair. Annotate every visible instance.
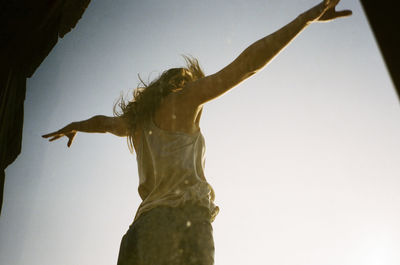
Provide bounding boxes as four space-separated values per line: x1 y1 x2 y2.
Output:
114 56 205 151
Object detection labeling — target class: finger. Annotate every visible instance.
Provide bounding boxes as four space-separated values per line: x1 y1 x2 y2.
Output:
67 136 74 147
49 135 63 141
42 132 58 138
332 0 340 6
324 0 339 8
334 9 352 18
67 133 76 148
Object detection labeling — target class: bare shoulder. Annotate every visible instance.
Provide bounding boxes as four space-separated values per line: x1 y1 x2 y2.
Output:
178 61 255 106
105 116 128 137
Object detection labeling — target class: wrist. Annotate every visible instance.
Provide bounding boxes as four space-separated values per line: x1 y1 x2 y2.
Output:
69 122 80 132
301 2 326 24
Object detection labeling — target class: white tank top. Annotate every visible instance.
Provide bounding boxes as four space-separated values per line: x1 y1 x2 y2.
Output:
134 118 219 222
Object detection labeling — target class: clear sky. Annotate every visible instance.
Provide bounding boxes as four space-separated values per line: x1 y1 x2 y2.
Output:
1 1 400 265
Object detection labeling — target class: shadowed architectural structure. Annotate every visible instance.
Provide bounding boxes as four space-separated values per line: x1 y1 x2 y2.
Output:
0 0 91 214
360 0 399 101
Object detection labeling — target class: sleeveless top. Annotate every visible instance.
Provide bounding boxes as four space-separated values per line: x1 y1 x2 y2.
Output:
133 118 219 222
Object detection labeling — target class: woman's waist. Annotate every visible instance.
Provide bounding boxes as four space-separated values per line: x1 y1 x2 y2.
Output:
134 190 219 223
140 201 212 221
139 176 213 200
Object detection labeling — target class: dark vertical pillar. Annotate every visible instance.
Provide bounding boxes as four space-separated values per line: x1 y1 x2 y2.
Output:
0 0 91 216
0 66 26 214
360 1 400 101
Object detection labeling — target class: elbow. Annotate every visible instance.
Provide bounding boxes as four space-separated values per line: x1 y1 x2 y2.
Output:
92 115 109 133
238 52 262 79
244 70 257 79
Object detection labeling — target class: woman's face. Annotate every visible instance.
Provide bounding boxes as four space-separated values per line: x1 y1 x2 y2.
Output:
166 68 194 90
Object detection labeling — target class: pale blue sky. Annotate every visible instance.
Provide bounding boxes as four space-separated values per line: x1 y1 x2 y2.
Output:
1 1 400 265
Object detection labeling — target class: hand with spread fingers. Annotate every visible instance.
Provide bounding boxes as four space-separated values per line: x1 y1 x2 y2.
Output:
42 115 127 148
42 123 77 147
317 0 352 22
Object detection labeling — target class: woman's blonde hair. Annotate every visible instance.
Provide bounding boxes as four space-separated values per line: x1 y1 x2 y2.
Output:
114 56 205 151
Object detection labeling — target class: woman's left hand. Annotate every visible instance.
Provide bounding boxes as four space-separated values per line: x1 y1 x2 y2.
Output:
317 0 352 22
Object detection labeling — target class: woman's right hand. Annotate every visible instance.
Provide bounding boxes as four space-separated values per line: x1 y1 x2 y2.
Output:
42 123 77 147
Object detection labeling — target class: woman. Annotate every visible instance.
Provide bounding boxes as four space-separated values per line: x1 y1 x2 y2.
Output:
43 1 351 264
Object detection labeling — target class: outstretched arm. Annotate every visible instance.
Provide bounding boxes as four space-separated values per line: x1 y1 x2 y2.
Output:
181 0 352 106
42 115 127 147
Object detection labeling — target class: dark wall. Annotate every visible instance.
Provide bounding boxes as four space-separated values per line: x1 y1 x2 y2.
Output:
360 0 399 101
0 0 91 214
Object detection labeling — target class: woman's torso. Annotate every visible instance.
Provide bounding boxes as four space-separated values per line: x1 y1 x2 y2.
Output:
132 93 218 221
